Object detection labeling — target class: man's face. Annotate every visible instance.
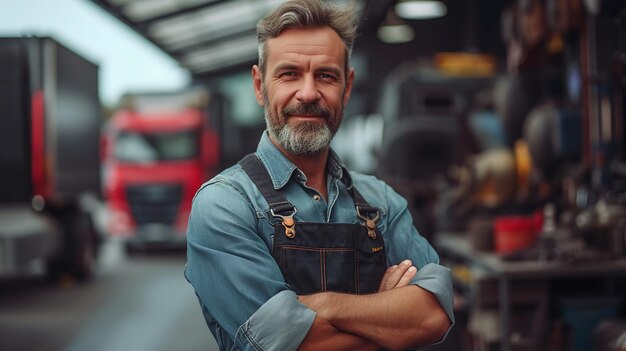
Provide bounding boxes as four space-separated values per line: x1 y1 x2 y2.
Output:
252 26 354 157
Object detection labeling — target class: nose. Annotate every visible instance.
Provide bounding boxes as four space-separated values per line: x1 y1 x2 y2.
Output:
295 75 321 103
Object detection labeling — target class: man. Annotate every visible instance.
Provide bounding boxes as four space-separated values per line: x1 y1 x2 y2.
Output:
185 1 454 350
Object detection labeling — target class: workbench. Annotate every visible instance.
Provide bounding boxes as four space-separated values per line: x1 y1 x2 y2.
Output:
434 233 626 351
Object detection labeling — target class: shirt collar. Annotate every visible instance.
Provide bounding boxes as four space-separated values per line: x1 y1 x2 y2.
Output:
328 148 353 189
255 131 353 190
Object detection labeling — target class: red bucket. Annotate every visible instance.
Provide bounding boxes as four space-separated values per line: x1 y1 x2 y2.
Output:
493 214 542 254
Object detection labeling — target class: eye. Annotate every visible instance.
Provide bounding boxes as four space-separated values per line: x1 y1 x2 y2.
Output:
318 73 338 81
280 71 298 78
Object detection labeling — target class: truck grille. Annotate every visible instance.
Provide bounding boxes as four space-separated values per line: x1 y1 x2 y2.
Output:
126 184 182 226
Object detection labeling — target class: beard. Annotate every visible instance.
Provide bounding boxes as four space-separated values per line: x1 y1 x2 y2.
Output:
263 88 343 158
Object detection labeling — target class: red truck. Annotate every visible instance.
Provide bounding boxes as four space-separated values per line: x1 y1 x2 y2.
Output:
102 91 220 250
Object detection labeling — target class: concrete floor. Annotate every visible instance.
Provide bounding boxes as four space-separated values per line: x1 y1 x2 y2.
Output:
0 240 218 351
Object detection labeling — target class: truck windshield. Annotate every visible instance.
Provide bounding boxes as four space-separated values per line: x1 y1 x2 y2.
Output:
114 130 198 163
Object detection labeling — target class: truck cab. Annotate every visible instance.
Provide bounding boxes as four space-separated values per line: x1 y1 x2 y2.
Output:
102 91 219 249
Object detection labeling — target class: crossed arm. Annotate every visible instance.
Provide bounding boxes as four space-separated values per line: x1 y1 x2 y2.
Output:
297 260 452 350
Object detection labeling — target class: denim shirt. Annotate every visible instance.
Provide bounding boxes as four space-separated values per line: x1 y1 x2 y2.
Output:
185 132 454 351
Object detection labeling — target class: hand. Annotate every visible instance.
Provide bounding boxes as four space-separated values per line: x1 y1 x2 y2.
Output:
378 260 417 292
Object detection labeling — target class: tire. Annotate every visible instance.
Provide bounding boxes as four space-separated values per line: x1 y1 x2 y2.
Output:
46 209 98 282
71 213 97 281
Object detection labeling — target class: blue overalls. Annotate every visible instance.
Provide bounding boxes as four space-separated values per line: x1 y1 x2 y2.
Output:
239 154 387 294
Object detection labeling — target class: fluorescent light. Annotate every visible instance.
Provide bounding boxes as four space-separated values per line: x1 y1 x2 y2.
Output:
377 24 415 44
149 0 285 47
395 1 447 20
123 0 179 22
181 35 259 72
123 0 221 22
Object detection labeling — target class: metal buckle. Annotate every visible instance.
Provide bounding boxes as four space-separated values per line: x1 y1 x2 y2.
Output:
271 207 297 239
356 206 380 222
270 206 297 219
356 206 380 239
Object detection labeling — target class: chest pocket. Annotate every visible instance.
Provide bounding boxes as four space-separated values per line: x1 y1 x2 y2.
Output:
272 221 385 295
239 154 387 295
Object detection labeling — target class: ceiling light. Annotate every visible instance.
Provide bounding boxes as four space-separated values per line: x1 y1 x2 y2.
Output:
395 1 447 20
377 24 415 44
377 9 415 44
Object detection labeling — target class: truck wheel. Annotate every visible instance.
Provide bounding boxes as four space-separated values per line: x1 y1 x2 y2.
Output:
125 242 137 255
70 213 98 281
47 210 98 282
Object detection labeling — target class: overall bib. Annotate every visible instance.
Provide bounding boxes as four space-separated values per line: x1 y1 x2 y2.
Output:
240 154 387 295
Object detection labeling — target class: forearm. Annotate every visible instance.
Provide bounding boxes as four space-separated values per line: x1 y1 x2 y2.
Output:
302 285 450 350
298 315 380 351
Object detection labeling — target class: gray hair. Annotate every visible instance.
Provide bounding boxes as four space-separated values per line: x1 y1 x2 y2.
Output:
256 0 358 75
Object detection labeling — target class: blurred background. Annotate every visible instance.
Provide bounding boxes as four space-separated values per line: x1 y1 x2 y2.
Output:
1 0 626 350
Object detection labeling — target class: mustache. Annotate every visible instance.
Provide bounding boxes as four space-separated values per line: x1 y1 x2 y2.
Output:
281 103 330 119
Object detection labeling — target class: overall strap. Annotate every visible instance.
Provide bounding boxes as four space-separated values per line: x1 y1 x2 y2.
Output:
351 187 380 221
239 154 296 217
239 153 380 220
339 172 380 221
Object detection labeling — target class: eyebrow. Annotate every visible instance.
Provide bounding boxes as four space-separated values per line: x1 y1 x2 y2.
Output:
317 66 342 78
272 63 343 78
271 63 297 74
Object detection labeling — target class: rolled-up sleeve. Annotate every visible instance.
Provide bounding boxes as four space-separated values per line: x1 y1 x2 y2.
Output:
185 180 314 350
380 183 455 345
410 264 454 324
235 290 315 350
411 263 455 346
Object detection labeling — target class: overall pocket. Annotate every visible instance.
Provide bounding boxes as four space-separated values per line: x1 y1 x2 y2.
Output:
273 222 386 295
279 246 356 294
355 238 386 294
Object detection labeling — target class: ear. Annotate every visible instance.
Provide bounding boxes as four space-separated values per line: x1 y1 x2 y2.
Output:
343 67 355 106
252 65 265 106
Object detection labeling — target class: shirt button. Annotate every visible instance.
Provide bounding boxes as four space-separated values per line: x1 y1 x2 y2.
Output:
313 195 321 201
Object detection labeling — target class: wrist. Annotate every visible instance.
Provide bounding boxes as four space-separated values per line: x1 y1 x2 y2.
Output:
314 292 337 320
316 291 359 327
299 292 335 317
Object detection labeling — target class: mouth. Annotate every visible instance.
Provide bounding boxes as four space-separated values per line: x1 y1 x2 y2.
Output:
288 115 327 123
282 103 330 121
290 114 325 118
